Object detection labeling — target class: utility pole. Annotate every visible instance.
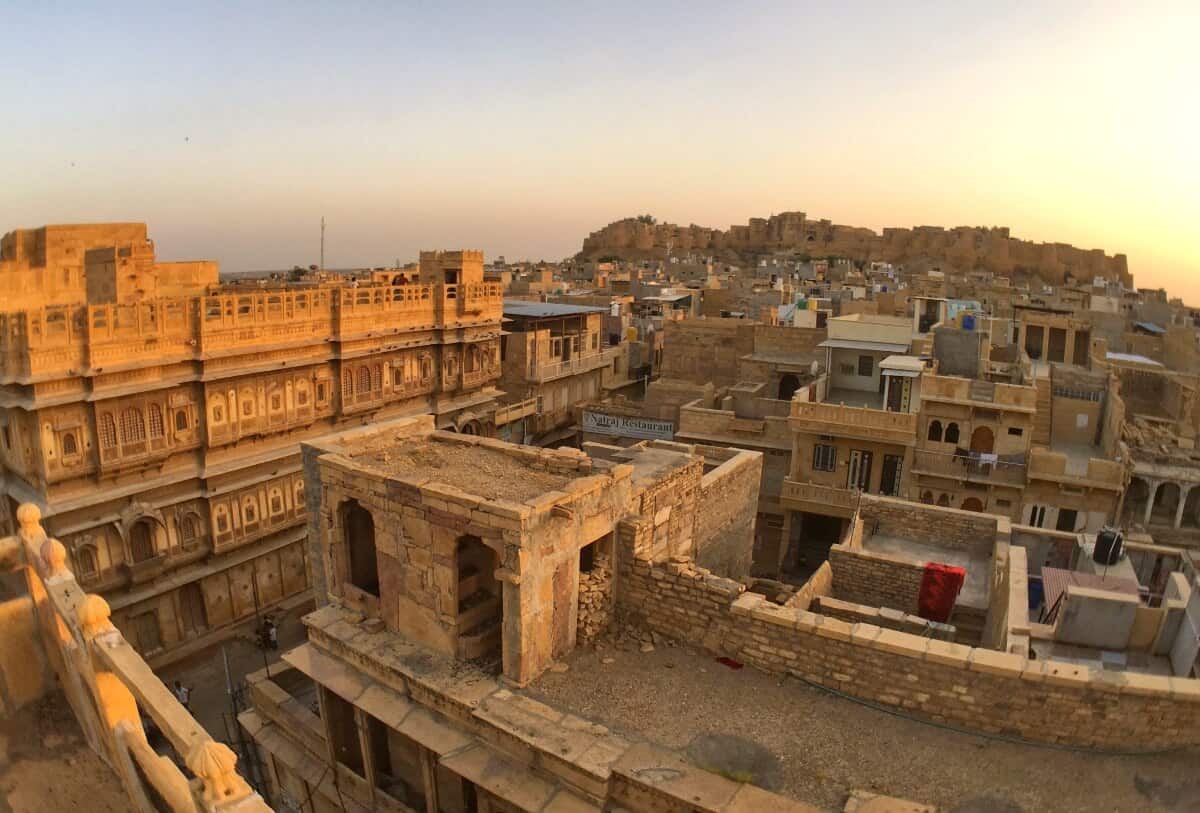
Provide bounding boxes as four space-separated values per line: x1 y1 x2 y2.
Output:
320 216 326 273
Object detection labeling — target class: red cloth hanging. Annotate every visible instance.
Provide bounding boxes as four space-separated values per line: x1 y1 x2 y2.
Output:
918 562 966 622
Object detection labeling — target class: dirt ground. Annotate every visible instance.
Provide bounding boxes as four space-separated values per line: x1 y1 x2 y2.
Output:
527 642 1200 813
158 602 310 746
0 694 129 813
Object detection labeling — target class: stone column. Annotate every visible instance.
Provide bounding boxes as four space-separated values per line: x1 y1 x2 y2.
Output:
1143 481 1158 526
1174 485 1189 529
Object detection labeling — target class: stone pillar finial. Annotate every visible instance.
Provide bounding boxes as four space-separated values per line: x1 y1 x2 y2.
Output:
16 503 45 548
186 740 252 804
41 537 68 577
78 594 115 639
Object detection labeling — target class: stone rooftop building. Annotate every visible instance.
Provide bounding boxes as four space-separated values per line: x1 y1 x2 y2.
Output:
0 223 503 663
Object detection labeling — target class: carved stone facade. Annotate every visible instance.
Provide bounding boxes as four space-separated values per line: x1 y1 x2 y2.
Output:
0 225 504 663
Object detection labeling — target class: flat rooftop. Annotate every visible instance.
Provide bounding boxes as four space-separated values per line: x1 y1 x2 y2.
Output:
864 533 990 608
527 643 1196 813
347 435 580 503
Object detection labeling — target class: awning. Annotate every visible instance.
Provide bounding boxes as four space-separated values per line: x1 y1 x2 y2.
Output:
819 339 910 353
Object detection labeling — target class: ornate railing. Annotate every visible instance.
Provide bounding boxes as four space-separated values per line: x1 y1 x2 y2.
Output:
3 504 271 812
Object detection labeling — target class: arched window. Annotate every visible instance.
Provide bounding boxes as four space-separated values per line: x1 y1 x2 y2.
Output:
214 506 230 534
269 488 284 515
920 490 934 504
944 422 960 445
293 479 305 509
179 514 201 547
148 404 164 438
61 432 78 456
175 409 189 432
98 414 117 448
210 395 226 425
242 497 258 525
357 367 372 394
130 520 156 563
240 389 254 417
927 420 943 442
342 499 379 596
371 364 382 391
120 407 146 443
420 356 433 380
342 370 353 398
296 381 310 406
74 545 98 578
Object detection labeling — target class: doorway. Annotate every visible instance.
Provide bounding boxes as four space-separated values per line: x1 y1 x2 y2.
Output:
847 450 873 492
778 373 801 401
880 454 904 496
456 536 502 668
969 426 994 455
179 582 209 637
1055 508 1079 532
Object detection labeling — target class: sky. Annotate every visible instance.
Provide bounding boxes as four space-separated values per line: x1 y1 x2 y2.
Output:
3 1 1197 298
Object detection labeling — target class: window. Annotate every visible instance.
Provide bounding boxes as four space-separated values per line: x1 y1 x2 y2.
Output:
857 355 874 377
357 367 372 394
269 488 284 515
74 545 98 578
61 432 78 456
119 407 146 443
316 382 328 403
241 394 254 417
342 370 353 398
242 498 258 524
813 443 837 472
215 508 230 534
343 500 379 596
148 404 164 438
591 333 598 350
927 420 943 442
129 521 156 563
371 364 382 391
179 514 201 547
175 409 189 432
1007 427 1023 436
1028 505 1046 528
839 363 855 376
270 393 283 411
944 422 960 444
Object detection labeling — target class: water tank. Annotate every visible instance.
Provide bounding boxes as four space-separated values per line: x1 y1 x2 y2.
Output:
962 314 976 331
1093 528 1124 565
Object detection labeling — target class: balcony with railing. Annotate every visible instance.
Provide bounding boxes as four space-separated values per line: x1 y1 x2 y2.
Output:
527 346 616 383
789 400 919 445
199 289 334 354
495 396 538 426
1 504 270 811
86 300 197 370
333 284 437 339
911 449 1028 486
780 478 859 517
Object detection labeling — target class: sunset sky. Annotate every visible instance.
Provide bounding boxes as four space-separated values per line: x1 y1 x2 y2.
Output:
3 2 1197 298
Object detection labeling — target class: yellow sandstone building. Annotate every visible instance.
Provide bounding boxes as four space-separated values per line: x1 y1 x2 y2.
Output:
0 223 503 663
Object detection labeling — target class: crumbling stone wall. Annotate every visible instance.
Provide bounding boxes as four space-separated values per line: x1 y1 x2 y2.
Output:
576 554 613 644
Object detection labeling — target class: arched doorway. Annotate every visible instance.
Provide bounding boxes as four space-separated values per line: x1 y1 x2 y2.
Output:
1183 487 1200 529
342 500 379 596
778 374 801 401
1151 482 1181 525
1122 477 1151 526
969 426 994 454
961 497 984 512
130 520 156 563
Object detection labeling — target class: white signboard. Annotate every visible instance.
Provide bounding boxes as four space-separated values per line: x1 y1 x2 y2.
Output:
582 411 674 441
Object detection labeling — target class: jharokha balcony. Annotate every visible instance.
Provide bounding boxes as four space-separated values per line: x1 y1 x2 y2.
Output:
0 503 270 811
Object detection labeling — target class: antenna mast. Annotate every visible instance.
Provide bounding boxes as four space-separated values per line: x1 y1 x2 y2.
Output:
320 216 326 273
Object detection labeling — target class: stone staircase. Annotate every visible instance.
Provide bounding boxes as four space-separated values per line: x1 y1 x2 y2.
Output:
1033 377 1053 446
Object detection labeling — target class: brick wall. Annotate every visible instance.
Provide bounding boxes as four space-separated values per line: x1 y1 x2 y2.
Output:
828 545 924 615
693 449 761 581
615 548 1200 749
859 495 1002 552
